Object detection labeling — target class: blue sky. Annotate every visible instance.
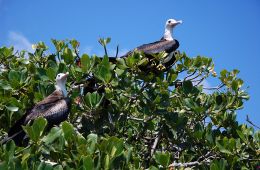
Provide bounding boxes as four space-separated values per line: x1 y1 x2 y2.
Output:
0 0 259 126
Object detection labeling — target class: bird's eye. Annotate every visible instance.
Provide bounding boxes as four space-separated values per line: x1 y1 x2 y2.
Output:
168 20 171 23
58 75 60 77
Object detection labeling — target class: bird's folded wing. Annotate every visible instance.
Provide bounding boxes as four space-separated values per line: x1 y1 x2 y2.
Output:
25 90 64 121
137 40 178 54
121 39 179 58
35 90 64 106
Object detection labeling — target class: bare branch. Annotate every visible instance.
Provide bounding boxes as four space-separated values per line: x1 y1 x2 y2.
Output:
203 83 225 90
194 77 205 86
150 130 162 157
246 115 260 129
184 71 196 81
169 152 218 168
127 116 144 121
169 160 205 168
115 45 119 58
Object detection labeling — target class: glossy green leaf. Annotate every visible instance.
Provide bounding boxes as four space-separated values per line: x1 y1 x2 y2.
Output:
87 133 98 154
154 151 170 167
5 106 19 112
95 56 112 83
183 80 193 94
42 127 62 144
84 92 104 110
62 47 74 64
82 155 94 170
81 54 90 73
61 121 75 141
23 117 47 142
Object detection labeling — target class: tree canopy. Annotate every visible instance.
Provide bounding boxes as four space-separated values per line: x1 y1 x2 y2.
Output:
0 39 259 169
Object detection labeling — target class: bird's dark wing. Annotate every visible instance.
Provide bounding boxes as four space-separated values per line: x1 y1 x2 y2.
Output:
136 39 179 54
7 90 63 137
5 90 70 146
25 90 66 122
120 39 179 58
41 98 71 125
35 90 64 107
7 111 29 137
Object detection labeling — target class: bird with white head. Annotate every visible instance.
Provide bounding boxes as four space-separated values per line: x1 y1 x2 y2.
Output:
55 72 69 97
1 72 71 146
118 18 182 70
164 19 183 41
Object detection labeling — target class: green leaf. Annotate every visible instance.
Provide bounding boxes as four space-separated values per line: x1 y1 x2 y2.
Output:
154 151 170 167
5 140 15 160
58 62 67 73
70 39 79 49
81 54 90 73
98 37 111 46
1 46 14 57
210 159 227 170
167 72 178 84
183 80 193 94
53 165 63 170
87 133 98 154
82 156 94 170
23 117 47 142
62 47 74 64
84 92 104 110
37 162 53 170
61 121 75 141
95 56 112 83
21 153 30 166
216 95 223 105
114 68 124 76
101 137 124 158
149 166 159 170
0 80 12 90
8 70 21 83
216 140 232 155
236 129 246 142
220 69 227 77
52 39 65 52
5 106 19 112
46 68 56 81
42 127 62 144
231 80 238 91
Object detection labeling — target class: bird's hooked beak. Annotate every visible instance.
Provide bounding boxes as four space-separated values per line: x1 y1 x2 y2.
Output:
61 72 69 80
172 20 182 27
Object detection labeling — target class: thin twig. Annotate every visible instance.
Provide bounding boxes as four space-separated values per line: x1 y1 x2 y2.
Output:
203 84 225 90
115 45 119 58
150 129 162 157
184 71 196 81
194 77 206 86
169 151 219 168
104 46 108 56
188 73 202 81
169 160 204 168
127 116 144 121
246 115 260 129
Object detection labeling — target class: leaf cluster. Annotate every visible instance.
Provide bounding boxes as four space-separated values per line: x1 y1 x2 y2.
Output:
0 39 259 169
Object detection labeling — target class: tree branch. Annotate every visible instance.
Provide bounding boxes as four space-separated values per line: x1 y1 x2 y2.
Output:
184 71 196 81
150 130 162 157
246 115 260 129
203 83 225 90
169 152 218 168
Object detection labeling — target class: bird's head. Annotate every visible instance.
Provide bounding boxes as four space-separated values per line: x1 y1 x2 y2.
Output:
56 72 69 84
164 19 182 41
165 19 182 28
55 72 69 96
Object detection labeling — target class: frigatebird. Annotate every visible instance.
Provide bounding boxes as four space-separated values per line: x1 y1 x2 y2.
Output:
114 19 182 70
1 72 71 146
